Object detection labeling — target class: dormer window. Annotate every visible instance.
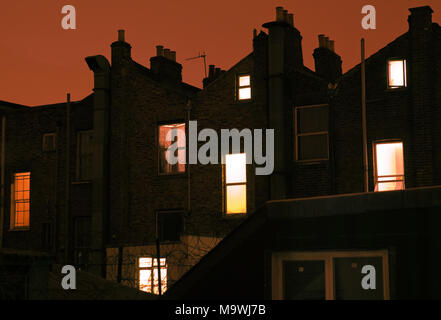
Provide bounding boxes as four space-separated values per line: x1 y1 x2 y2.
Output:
388 59 407 88
238 75 251 100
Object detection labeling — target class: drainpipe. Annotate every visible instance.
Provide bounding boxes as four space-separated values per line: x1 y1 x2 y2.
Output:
186 99 192 213
65 93 72 264
85 55 111 277
0 115 5 248
361 39 369 192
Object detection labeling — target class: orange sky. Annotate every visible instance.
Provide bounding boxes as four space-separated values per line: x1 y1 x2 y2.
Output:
1 0 441 106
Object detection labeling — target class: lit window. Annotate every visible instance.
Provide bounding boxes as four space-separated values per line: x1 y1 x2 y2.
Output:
374 141 405 192
158 123 186 174
295 105 329 161
77 130 93 180
225 153 247 214
10 172 30 229
388 60 407 88
238 75 251 100
139 257 167 294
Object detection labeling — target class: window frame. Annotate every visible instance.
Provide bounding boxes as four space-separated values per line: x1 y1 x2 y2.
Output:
294 104 330 163
271 250 390 300
236 73 253 102
157 121 187 176
76 130 94 181
373 140 405 192
387 58 407 90
9 172 31 231
222 153 247 216
138 256 168 295
42 132 56 152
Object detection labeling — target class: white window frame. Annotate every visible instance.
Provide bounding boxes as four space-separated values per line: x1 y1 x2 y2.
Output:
237 74 252 101
138 256 168 295
294 104 329 162
387 59 407 89
373 140 405 192
223 153 247 215
272 250 390 300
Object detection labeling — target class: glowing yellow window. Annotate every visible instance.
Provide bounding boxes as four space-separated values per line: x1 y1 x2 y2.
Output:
225 153 247 214
388 60 407 88
138 257 167 295
238 75 251 100
374 142 405 192
10 172 31 229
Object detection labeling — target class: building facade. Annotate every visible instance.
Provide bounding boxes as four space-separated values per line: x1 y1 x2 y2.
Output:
1 5 440 298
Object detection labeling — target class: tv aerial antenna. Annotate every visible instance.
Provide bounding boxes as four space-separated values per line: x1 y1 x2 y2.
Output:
185 51 207 78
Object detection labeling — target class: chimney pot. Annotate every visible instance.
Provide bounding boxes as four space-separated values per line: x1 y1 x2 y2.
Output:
318 34 325 48
156 45 164 57
324 36 329 49
276 7 284 22
209 65 215 78
282 10 288 22
118 30 125 42
329 40 335 52
287 13 294 26
164 48 170 59
170 51 176 62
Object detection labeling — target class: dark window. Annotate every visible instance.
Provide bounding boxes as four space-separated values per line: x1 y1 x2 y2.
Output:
295 105 329 161
157 212 184 242
42 133 56 152
77 130 93 180
283 260 326 300
74 216 91 270
334 257 384 300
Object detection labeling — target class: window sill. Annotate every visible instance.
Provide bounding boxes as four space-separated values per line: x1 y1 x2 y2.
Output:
72 180 92 185
9 227 30 232
294 159 329 165
386 87 408 92
222 212 247 219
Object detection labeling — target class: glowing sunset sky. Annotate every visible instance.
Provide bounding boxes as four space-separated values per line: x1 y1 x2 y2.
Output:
1 0 441 106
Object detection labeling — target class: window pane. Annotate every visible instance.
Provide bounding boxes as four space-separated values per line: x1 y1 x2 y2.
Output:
297 106 328 134
334 257 384 300
158 212 183 242
225 153 246 184
159 123 186 174
239 75 250 87
139 269 152 293
283 260 326 300
375 142 404 191
139 257 152 268
13 172 30 228
226 185 246 214
388 60 406 87
298 134 328 160
239 87 251 100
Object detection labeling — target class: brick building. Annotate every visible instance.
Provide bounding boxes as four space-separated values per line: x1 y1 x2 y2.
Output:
1 5 441 298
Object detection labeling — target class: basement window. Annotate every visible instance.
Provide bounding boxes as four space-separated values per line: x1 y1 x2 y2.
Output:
10 172 31 229
158 123 186 174
238 75 252 100
224 153 247 214
294 104 329 162
139 257 167 295
388 59 407 88
374 141 405 192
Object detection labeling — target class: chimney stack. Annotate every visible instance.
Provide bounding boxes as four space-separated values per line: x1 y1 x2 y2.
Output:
313 34 342 84
203 64 225 88
408 6 433 34
150 45 182 83
111 29 131 66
